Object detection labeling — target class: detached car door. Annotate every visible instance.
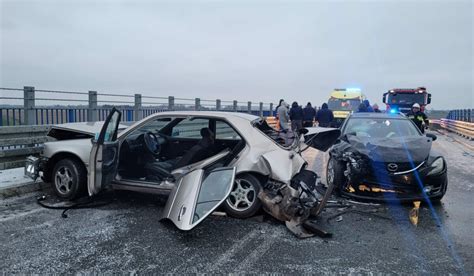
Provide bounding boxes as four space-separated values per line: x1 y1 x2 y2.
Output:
161 167 236 230
303 127 341 152
88 108 122 196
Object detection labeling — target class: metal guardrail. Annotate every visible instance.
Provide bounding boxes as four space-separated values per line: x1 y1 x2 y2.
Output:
0 86 275 126
0 125 52 170
438 119 474 140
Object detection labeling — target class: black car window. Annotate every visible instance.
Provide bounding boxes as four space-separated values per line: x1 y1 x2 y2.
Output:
215 121 241 140
172 118 209 138
344 118 420 138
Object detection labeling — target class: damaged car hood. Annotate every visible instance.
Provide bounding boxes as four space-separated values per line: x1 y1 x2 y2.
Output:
342 135 432 163
48 122 129 140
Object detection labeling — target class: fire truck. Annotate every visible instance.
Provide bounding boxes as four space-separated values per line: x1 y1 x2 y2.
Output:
383 87 431 114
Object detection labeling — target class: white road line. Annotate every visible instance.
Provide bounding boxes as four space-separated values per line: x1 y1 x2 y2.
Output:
235 226 286 272
0 207 46 222
205 227 260 272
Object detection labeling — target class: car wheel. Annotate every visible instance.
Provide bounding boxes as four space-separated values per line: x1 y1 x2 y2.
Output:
326 156 346 195
223 174 262 219
52 158 86 200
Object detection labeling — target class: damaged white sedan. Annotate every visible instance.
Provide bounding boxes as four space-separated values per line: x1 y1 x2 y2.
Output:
26 108 339 232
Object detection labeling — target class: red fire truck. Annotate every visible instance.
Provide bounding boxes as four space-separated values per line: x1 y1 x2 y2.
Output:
383 87 431 114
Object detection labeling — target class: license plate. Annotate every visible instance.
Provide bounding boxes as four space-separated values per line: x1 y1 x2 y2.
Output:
25 156 40 180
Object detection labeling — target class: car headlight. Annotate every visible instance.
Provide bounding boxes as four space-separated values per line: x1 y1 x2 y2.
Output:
427 157 444 176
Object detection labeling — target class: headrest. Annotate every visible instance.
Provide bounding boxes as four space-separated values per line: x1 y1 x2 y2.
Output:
200 128 213 138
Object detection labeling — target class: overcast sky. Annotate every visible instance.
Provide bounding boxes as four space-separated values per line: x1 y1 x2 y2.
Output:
1 0 472 109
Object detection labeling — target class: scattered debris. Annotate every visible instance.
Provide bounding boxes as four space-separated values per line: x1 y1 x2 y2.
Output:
409 201 421 226
335 216 343 222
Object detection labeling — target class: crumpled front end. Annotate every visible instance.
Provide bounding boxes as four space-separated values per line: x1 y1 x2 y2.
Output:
329 136 447 202
258 169 332 238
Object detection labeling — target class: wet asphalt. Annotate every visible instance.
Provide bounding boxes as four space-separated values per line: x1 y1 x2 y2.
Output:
0 132 473 274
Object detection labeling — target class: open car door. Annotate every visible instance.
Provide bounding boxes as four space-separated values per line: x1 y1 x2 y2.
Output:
161 167 236 231
88 108 122 196
303 127 341 152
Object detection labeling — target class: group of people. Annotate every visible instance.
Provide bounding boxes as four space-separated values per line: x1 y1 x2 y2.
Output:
275 98 429 134
275 100 334 132
356 100 381 113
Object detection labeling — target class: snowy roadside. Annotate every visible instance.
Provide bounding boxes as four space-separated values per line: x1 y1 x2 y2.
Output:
0 167 48 198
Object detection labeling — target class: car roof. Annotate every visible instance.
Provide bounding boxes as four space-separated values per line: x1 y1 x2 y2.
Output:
145 110 260 121
348 112 407 119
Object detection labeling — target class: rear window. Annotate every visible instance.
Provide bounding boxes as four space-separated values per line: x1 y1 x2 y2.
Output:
253 119 290 147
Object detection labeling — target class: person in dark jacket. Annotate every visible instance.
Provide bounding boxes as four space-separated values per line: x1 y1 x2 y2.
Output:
289 101 304 132
373 103 382 113
303 102 316 127
407 103 429 133
363 99 374 112
357 103 368 112
315 103 334 127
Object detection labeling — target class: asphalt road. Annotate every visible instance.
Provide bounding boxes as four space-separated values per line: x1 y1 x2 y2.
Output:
0 132 473 274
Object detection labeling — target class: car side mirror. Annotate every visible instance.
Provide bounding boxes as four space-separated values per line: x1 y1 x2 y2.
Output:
426 133 437 141
299 128 309 135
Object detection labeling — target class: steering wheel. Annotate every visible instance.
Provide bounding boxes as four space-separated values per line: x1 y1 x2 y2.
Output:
143 131 161 156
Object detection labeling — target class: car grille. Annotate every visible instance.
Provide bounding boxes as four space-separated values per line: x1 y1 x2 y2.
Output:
368 161 423 174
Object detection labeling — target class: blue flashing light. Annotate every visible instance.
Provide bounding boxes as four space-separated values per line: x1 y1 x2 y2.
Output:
390 109 397 114
346 88 361 92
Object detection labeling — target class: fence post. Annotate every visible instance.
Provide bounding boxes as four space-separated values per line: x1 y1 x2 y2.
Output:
259 102 263 117
469 109 472 122
168 96 174 111
269 103 273 116
23 86 35 125
216 99 221 111
87 91 98 122
233 100 237 112
195 98 200 111
248 101 252 114
134 94 142 121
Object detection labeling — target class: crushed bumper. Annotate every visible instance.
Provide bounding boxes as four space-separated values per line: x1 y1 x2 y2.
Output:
24 156 46 181
340 171 448 202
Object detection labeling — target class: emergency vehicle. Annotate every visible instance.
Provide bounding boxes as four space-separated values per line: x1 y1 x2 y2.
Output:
383 87 431 114
327 88 366 127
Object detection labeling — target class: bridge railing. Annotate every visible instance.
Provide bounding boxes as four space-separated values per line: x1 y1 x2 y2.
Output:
0 86 275 126
446 109 473 123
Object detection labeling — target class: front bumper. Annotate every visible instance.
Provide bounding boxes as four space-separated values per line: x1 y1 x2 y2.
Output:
24 156 47 181
340 167 448 202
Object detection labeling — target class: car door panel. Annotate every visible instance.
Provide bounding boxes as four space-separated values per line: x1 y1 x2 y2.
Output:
88 108 122 196
160 167 236 230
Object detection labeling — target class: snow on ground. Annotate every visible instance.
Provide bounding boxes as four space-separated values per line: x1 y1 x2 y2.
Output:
0 167 35 189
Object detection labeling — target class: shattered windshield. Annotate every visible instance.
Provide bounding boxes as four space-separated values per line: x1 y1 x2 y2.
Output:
343 118 421 138
253 119 295 148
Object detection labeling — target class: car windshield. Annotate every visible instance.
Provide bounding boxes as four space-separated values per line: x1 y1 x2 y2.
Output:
343 118 420 138
388 93 425 105
328 98 361 111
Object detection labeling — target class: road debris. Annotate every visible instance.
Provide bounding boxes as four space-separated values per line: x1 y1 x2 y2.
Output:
409 201 421 226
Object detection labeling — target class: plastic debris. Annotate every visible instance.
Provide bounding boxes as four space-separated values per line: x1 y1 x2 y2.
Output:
409 201 421 226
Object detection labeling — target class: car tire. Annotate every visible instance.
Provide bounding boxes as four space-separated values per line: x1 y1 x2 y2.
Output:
51 158 87 200
223 174 262 219
326 156 346 195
